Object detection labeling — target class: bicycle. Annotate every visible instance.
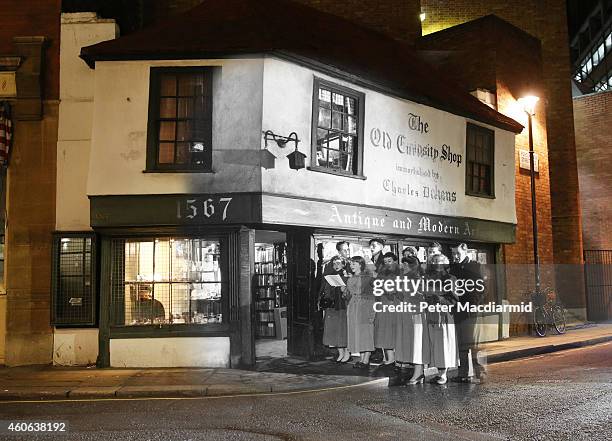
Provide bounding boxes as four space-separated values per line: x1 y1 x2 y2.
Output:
530 287 566 337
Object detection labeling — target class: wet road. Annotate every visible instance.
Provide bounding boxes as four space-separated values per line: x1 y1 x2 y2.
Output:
1 342 611 441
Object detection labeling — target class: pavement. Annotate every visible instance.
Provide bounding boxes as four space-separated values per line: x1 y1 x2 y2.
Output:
0 323 610 401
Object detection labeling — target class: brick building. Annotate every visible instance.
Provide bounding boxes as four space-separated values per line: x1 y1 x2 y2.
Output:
0 0 60 365
574 91 612 251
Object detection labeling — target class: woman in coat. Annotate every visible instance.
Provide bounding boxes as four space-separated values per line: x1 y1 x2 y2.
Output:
321 257 350 362
374 255 401 366
394 256 430 385
343 256 376 368
424 254 459 384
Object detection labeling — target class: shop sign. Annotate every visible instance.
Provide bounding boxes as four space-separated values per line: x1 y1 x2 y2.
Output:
0 72 16 97
519 150 539 172
90 193 261 227
262 195 515 243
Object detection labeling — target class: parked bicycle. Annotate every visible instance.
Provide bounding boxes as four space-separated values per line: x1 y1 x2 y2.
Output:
530 286 566 337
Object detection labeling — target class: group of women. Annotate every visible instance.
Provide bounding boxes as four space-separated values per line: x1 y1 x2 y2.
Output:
320 241 459 385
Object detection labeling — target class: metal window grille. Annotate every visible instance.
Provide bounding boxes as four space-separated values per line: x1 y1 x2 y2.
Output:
466 124 495 197
110 237 224 326
51 234 96 326
313 79 363 176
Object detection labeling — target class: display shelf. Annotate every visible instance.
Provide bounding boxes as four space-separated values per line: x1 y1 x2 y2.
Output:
254 242 287 338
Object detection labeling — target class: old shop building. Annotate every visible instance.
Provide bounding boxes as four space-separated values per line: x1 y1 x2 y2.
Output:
49 0 527 368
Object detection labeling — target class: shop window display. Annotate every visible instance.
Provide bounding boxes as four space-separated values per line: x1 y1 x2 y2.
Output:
110 237 223 326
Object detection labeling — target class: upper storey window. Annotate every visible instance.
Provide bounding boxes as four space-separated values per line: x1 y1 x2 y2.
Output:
146 68 213 171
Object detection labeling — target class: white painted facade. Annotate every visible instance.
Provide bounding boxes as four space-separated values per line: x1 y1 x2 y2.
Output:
86 56 516 225
87 59 264 196
53 13 117 366
110 337 230 368
261 57 516 224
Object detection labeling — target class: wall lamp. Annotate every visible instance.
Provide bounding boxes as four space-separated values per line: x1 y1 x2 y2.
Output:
262 130 306 170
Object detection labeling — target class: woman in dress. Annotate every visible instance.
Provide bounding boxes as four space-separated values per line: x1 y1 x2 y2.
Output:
374 254 400 367
343 256 376 368
321 257 350 363
424 254 459 384
394 256 430 385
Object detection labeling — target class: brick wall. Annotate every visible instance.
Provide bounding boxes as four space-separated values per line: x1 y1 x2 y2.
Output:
420 0 586 310
417 17 555 333
574 91 612 251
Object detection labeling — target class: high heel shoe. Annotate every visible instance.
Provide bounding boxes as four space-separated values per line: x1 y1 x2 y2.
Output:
405 374 425 385
435 375 447 385
339 355 351 364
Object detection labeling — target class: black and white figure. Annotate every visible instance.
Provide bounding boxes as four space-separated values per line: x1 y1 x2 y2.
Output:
394 256 430 386
321 257 350 363
451 243 487 383
425 254 459 385
374 252 400 368
368 238 385 276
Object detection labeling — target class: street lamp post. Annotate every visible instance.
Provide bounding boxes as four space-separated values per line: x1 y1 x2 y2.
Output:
519 96 541 293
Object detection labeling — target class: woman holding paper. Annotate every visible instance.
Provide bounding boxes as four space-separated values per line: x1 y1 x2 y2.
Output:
343 256 376 368
321 257 350 362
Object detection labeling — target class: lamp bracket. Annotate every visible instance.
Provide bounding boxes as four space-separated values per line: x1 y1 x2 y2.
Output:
263 130 300 149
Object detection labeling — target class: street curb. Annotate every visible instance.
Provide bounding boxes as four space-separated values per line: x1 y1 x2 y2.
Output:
486 335 612 363
0 378 381 402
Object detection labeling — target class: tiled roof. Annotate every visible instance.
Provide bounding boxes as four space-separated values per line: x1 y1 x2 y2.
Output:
80 0 524 133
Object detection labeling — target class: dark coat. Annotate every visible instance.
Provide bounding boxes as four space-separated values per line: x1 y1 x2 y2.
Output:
450 257 484 321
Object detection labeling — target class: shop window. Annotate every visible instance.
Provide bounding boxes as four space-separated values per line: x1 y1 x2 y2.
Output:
110 237 224 326
146 67 213 171
311 77 365 177
465 123 495 198
51 234 96 326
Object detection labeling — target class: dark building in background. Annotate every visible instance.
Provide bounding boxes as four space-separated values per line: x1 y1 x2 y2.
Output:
570 0 612 93
569 0 612 321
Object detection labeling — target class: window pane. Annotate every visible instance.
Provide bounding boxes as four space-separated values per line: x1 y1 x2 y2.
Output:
160 74 176 96
178 73 205 96
158 143 175 164
319 89 331 108
345 97 356 115
159 121 176 141
327 148 340 168
177 121 192 142
60 254 83 276
193 95 207 118
159 98 176 118
332 93 345 112
331 111 342 130
317 147 329 167
176 142 190 164
177 98 194 119
191 119 207 141
345 115 357 134
318 107 331 128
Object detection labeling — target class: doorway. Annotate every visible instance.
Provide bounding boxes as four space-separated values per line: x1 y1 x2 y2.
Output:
254 230 288 359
